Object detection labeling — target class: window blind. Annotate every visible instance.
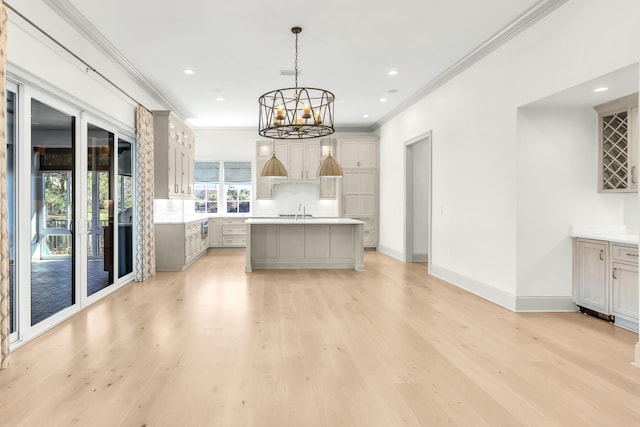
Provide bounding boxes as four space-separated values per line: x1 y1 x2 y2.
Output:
194 161 220 183
224 161 251 184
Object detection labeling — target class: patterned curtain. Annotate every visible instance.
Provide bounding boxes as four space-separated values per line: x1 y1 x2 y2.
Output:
134 106 156 281
0 1 9 369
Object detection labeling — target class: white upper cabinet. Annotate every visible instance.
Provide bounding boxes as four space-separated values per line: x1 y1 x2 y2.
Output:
594 93 638 193
340 138 378 169
153 111 196 199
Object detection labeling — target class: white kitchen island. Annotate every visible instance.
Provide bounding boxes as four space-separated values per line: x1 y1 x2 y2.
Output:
245 218 365 272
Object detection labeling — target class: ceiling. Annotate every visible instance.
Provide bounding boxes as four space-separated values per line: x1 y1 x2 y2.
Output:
523 63 639 109
47 0 553 130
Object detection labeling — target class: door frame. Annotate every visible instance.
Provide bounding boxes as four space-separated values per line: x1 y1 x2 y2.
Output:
404 131 432 268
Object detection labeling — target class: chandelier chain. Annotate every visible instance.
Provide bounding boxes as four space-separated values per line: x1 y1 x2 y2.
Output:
294 31 299 89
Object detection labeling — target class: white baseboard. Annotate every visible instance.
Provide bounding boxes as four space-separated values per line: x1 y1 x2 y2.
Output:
378 245 404 261
515 296 577 312
412 253 429 262
429 264 516 311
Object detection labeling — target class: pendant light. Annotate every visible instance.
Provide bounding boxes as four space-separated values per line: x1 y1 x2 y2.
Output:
317 149 343 178
260 140 287 178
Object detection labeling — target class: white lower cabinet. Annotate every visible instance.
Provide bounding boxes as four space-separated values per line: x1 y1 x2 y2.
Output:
222 218 247 247
611 244 639 331
574 239 609 314
208 218 221 247
207 217 247 248
573 238 638 331
348 217 377 248
155 220 208 271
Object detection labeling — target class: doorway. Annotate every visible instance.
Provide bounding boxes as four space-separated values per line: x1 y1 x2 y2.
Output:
405 132 432 265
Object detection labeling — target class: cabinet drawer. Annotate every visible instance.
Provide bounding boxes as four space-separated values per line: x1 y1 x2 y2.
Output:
611 244 639 264
222 225 246 235
222 236 246 247
222 218 246 225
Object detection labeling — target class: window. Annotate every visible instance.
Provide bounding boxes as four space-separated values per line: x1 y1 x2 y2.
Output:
194 161 220 213
224 162 251 214
194 161 251 214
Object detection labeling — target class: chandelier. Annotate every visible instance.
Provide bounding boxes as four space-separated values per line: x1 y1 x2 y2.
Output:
258 27 335 140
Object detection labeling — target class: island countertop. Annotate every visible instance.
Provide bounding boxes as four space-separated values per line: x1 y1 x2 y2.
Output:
245 217 364 225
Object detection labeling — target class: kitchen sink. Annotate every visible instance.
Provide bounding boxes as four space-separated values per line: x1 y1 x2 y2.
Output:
278 214 313 219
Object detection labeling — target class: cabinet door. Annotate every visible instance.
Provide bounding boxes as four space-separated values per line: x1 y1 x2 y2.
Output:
178 150 186 196
575 239 609 313
340 141 359 168
274 141 290 178
288 141 305 180
168 144 180 196
184 226 192 262
339 139 377 168
342 170 377 217
358 170 377 217
357 140 378 168
208 219 221 247
255 157 273 199
611 262 639 324
342 170 360 217
304 140 321 179
630 105 638 190
319 177 337 199
186 152 194 196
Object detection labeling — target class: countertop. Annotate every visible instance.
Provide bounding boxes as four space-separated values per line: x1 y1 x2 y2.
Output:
245 217 364 225
571 232 638 245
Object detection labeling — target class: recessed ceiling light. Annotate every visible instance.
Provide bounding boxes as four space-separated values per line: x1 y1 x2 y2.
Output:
594 87 608 92
184 69 195 75
216 97 225 101
388 70 398 76
387 89 399 94
363 114 369 118
379 98 387 102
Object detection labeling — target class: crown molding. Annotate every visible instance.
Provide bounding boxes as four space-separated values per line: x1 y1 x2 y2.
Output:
372 0 569 130
41 0 185 116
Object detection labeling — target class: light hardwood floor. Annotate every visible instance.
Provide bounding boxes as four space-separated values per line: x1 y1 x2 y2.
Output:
1 250 639 426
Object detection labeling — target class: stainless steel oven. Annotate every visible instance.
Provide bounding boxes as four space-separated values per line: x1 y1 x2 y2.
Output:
201 220 209 239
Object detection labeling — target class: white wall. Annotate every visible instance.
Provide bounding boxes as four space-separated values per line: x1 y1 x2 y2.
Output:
378 0 640 310
194 129 257 161
8 0 166 131
516 106 631 306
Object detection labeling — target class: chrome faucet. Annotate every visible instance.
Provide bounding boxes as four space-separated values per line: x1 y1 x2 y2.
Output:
296 202 306 220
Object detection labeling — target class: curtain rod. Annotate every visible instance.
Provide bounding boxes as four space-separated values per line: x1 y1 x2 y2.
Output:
4 1 148 110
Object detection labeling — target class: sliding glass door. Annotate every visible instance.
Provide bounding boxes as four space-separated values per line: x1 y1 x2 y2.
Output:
7 84 17 341
87 124 114 296
8 84 136 344
30 99 76 325
117 138 134 278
